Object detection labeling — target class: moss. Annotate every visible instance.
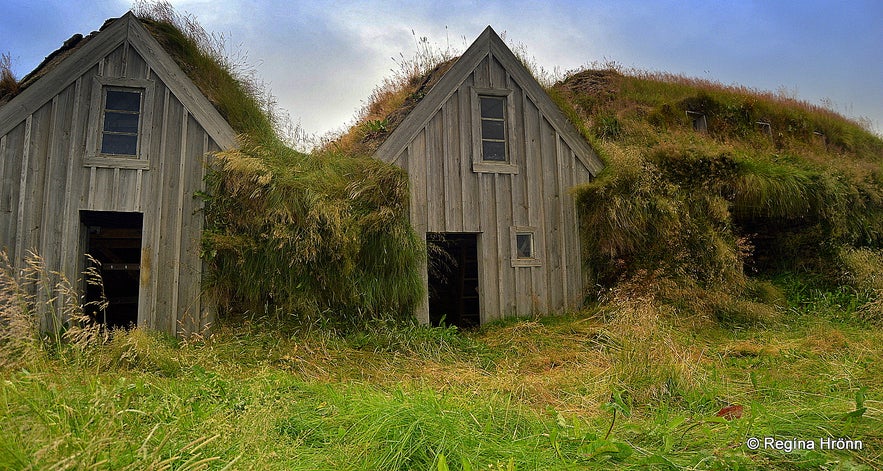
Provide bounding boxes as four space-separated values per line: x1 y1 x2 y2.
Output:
135 7 424 324
558 68 883 289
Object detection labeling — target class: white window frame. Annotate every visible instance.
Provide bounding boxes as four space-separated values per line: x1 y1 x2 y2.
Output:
471 87 518 174
510 226 541 267
85 77 153 169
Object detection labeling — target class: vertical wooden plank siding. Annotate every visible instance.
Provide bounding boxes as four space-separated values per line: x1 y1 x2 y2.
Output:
526 96 548 313
0 135 6 246
60 78 83 289
379 50 597 323
0 124 26 250
478 172 499 323
177 114 206 335
442 95 461 231
14 114 33 266
425 113 442 232
0 30 229 336
458 78 478 232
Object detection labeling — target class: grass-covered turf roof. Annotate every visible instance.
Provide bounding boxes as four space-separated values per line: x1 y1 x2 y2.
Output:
548 68 882 298
134 4 425 324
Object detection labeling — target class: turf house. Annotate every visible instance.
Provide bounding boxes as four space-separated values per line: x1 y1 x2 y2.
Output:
0 12 237 335
367 27 604 326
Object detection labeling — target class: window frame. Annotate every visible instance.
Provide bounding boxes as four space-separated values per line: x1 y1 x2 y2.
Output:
86 77 153 169
686 110 707 133
510 226 541 267
471 87 518 174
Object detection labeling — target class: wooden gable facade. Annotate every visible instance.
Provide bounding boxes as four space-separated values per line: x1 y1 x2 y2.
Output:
0 13 237 336
375 26 604 326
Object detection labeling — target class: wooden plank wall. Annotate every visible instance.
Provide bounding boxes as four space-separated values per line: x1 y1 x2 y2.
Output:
391 51 593 323
0 41 219 336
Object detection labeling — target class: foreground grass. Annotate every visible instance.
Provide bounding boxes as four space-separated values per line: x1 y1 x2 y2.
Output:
1 284 881 470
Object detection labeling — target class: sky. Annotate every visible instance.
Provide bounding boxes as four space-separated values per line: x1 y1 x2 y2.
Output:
2 0 881 143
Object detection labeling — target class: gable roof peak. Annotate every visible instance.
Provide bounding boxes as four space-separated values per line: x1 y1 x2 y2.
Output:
0 11 236 148
374 25 602 175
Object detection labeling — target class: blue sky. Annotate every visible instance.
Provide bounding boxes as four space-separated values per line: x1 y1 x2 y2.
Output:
2 0 881 139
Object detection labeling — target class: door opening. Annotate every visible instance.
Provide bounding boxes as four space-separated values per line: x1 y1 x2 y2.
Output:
427 233 480 328
81 211 143 329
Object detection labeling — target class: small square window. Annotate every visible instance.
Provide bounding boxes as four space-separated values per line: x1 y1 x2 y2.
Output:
686 111 707 133
510 226 541 267
100 88 142 156
516 233 533 259
756 121 772 137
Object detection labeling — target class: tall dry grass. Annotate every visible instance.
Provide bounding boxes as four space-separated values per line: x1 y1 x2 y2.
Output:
0 251 109 369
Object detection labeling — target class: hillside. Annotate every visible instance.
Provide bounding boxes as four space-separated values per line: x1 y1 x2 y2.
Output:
549 69 882 305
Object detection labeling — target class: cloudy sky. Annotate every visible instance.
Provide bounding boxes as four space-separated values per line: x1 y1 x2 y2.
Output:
3 0 881 141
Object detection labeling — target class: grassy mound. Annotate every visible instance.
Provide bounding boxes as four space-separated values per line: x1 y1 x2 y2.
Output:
136 5 424 323
552 69 883 291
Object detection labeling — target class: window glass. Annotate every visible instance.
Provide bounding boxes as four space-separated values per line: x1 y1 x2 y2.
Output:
516 233 533 259
479 95 506 161
480 96 504 119
482 141 506 162
100 134 138 156
101 88 141 156
481 119 505 140
103 112 139 134
105 90 141 112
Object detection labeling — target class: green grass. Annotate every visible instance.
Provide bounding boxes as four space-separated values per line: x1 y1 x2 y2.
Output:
554 68 883 290
2 275 881 470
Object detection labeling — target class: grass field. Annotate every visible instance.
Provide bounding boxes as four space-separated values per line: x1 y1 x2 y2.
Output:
1 274 880 470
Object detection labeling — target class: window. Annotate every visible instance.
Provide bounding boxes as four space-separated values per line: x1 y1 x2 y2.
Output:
480 96 507 161
86 77 153 168
756 121 772 137
101 89 142 156
510 226 541 267
471 88 517 173
686 110 707 133
515 232 533 259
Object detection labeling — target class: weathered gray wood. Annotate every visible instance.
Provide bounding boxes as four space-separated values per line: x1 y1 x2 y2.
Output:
176 115 202 336
60 77 84 291
477 173 498 323
458 79 477 232
373 26 603 324
1 123 25 250
425 112 443 232
0 14 234 336
14 114 33 266
489 55 507 90
38 96 60 273
442 97 461 231
495 173 514 316
409 130 428 233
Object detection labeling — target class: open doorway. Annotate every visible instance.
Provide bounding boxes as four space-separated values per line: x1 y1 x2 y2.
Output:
80 211 143 329
427 233 480 328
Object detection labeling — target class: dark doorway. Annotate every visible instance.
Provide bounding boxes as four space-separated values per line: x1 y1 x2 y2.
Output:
81 211 143 329
427 233 480 328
